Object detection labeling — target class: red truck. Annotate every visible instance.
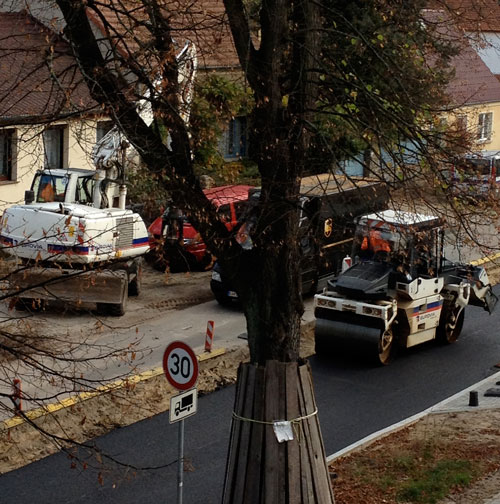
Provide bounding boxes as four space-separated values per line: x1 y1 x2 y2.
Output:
147 184 253 271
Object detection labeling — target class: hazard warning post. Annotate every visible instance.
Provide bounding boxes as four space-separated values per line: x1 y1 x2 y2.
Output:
205 320 215 352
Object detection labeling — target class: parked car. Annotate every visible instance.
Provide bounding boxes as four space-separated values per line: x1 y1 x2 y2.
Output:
147 184 253 272
450 154 500 198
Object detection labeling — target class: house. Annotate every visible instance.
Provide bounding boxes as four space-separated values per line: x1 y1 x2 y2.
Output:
0 10 110 211
439 1 500 157
0 1 248 211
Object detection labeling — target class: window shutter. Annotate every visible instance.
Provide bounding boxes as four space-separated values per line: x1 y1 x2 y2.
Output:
485 112 493 139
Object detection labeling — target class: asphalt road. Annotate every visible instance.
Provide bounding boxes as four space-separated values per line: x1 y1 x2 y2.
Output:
1 286 500 504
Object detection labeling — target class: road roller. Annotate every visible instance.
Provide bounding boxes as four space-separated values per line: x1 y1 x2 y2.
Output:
314 209 498 365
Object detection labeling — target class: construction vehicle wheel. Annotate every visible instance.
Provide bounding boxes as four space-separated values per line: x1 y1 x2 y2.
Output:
128 263 142 297
437 308 464 344
378 328 394 365
97 283 128 317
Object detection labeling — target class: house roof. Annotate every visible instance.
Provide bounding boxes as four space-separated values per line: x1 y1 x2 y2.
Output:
434 0 500 33
0 1 242 126
0 11 96 123
447 34 500 105
424 8 500 106
85 0 240 71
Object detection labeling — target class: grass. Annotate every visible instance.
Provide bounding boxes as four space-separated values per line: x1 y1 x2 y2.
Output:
396 459 477 503
344 440 481 504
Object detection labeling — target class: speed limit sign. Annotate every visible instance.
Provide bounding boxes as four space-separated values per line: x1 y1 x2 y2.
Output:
163 341 199 391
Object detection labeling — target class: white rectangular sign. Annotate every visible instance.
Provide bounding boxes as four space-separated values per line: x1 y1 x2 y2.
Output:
169 388 198 423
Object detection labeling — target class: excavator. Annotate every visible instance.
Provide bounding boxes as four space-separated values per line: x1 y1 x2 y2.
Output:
0 42 197 315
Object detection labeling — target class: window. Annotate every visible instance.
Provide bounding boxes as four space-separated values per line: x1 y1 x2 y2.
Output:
75 175 96 205
220 117 247 159
43 126 67 169
456 115 467 133
32 173 69 203
477 112 493 142
96 120 114 142
0 129 14 181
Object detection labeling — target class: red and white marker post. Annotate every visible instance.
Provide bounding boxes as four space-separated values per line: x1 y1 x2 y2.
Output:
12 378 22 414
205 320 215 352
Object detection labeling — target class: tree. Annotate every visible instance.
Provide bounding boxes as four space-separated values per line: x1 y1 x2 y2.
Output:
6 0 495 500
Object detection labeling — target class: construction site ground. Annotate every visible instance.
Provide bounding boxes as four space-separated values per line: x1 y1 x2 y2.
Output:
0 261 499 504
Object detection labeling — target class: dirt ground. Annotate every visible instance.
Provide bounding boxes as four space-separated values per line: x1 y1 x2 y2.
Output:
330 410 500 504
1 260 500 504
19 263 215 339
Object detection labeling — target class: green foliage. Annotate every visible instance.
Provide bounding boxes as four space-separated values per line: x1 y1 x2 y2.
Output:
307 0 461 175
211 159 260 186
190 74 253 179
126 167 170 225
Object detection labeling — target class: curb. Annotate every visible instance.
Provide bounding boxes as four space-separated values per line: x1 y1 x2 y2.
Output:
470 252 500 267
1 347 227 431
327 369 500 463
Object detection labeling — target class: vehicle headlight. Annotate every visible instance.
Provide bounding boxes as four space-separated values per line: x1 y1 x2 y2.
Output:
363 306 382 317
212 271 221 282
317 298 326 306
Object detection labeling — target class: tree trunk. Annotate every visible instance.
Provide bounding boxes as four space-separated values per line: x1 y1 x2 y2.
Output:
223 360 334 503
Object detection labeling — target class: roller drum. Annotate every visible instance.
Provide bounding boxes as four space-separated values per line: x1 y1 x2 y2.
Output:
315 318 383 343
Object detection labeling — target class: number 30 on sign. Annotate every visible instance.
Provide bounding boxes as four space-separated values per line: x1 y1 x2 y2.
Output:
163 341 199 391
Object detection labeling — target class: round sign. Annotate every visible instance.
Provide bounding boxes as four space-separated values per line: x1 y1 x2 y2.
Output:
163 341 199 391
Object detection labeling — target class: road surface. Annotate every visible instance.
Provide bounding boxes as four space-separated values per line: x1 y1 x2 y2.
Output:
1 286 499 504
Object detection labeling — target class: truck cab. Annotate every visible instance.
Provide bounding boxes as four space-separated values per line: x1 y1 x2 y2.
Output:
210 175 389 305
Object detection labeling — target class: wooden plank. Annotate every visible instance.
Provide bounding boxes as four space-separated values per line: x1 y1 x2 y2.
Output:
232 364 257 503
285 362 301 504
299 364 334 503
297 366 315 504
276 362 287 504
303 365 335 503
222 363 248 503
264 360 280 504
299 363 325 503
243 365 266 504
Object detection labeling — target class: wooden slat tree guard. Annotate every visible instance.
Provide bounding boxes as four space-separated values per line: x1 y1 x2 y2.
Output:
223 360 335 503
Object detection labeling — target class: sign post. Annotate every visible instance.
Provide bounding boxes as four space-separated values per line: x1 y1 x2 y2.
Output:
163 342 199 504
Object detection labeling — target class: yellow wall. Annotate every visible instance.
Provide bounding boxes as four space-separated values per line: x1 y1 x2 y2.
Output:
0 119 101 211
447 101 500 154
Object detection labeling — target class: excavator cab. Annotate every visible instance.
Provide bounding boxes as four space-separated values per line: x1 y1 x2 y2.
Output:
28 168 97 205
